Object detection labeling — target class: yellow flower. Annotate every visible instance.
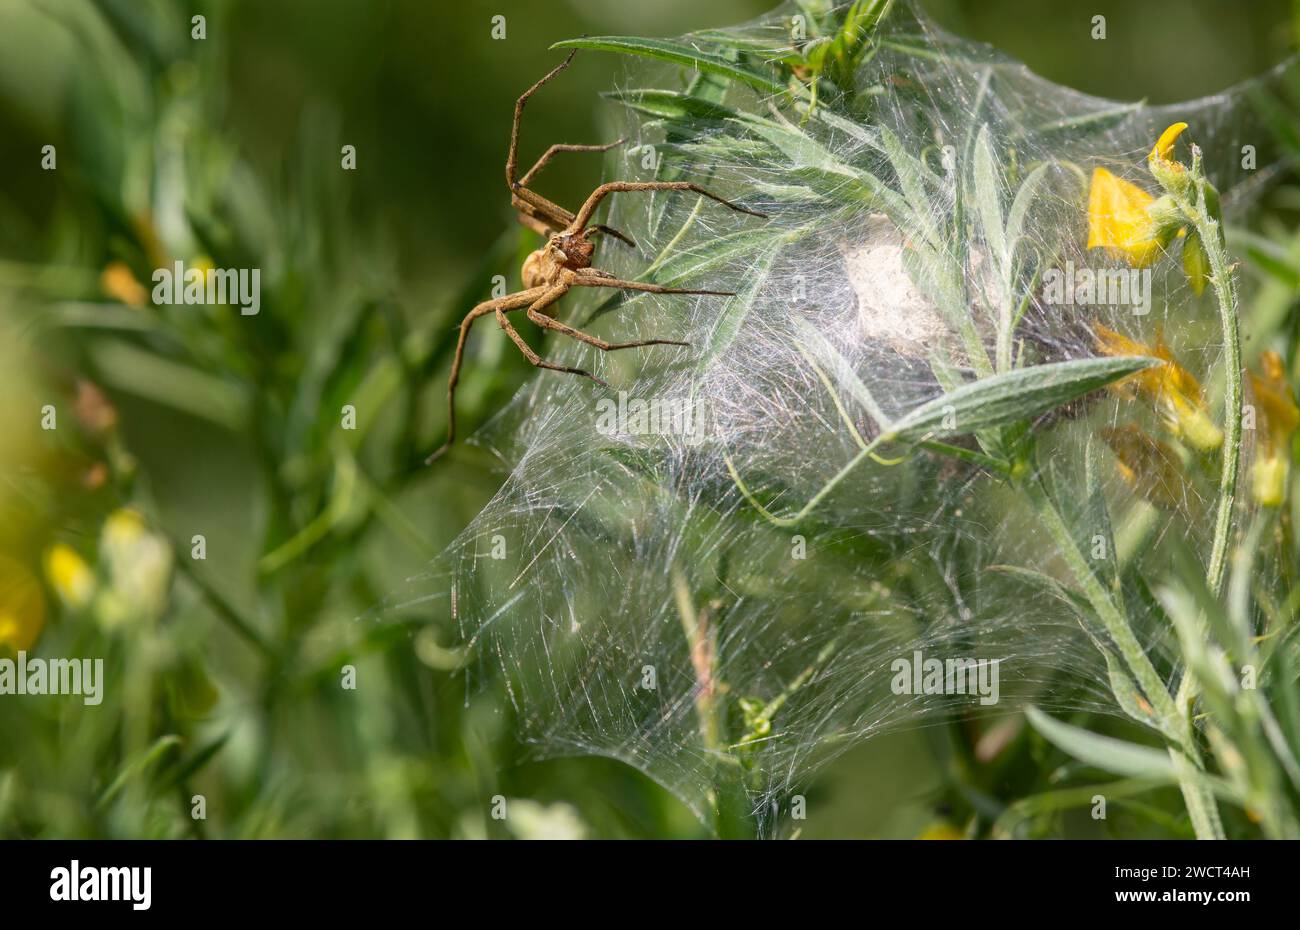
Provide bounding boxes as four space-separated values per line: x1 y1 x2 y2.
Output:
100 261 148 308
1249 350 1299 507
1100 425 1186 510
1149 122 1188 170
0 553 46 653
103 507 147 549
43 543 95 610
1088 123 1194 268
98 508 172 629
1093 324 1223 451
1086 168 1171 268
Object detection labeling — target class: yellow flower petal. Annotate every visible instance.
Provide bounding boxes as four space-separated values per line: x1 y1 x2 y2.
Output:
1093 324 1222 450
1087 167 1163 267
100 261 148 308
43 543 95 610
103 508 147 549
1249 350 1299 507
1251 350 1299 446
1101 424 1185 510
1150 122 1189 164
99 508 172 628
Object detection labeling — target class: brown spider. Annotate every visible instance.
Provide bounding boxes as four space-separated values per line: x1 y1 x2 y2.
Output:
425 51 767 463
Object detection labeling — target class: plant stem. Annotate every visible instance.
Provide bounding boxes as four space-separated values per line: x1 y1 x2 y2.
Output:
1162 158 1240 838
1025 477 1176 722
1025 475 1225 837
1196 211 1242 598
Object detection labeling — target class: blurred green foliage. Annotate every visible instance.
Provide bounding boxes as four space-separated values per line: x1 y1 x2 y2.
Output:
0 0 1295 838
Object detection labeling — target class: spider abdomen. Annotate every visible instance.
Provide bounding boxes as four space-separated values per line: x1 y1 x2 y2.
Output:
521 248 552 290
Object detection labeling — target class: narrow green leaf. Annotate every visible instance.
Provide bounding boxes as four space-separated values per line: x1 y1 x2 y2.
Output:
1035 99 1146 135
1004 162 1051 258
972 125 1006 269
885 355 1156 441
89 340 249 431
988 563 1091 616
1101 647 1162 730
653 226 809 286
97 735 184 809
687 29 807 66
1026 706 1176 779
879 125 940 248
699 246 779 367
582 227 809 328
552 36 785 94
1048 438 1118 591
604 88 738 123
159 734 231 790
792 314 890 429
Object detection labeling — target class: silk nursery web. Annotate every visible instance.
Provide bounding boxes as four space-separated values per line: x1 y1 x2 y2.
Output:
383 0 1294 834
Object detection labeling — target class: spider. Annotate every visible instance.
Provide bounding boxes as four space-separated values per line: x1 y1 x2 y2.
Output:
425 51 767 463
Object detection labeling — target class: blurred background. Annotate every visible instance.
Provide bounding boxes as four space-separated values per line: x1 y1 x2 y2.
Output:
0 0 1295 839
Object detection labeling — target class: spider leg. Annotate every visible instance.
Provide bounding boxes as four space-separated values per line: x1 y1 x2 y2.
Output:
516 210 554 238
590 224 637 248
514 197 636 248
572 271 735 298
503 56 637 247
505 51 577 188
566 181 767 235
512 188 575 233
519 139 625 188
526 305 690 352
425 286 548 464
497 284 611 388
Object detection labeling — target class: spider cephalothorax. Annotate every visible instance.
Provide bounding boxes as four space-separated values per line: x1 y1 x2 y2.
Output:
425 51 766 463
521 233 594 293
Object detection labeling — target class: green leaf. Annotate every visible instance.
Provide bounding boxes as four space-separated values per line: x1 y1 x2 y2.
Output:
1047 437 1118 591
1099 647 1162 731
552 36 785 94
604 88 738 123
1004 163 1051 258
1026 707 1176 779
884 355 1156 441
652 226 810 286
688 30 808 66
698 246 779 367
988 564 1091 616
792 314 891 429
971 125 1006 270
1034 99 1146 136
89 339 249 431
159 734 231 790
879 125 940 249
97 735 184 809
583 226 809 328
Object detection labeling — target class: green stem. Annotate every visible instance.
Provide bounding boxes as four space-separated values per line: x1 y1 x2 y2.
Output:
1025 477 1177 724
1025 476 1225 838
1197 211 1242 598
1163 157 1240 838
